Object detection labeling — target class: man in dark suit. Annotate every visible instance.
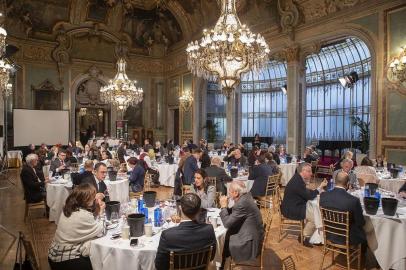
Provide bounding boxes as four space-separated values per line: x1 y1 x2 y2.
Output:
219 181 263 264
20 153 49 203
155 193 216 270
204 156 232 195
82 162 108 198
143 139 153 152
223 148 247 168
281 163 327 247
249 153 276 197
320 171 366 245
50 150 70 175
183 149 202 185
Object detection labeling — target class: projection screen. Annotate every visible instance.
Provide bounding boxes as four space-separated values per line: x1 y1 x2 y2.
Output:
13 109 70 147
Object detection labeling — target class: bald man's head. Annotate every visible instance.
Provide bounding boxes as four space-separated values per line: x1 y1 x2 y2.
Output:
335 171 349 188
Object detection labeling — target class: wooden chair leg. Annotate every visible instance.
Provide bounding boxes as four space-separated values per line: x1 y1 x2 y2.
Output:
331 250 335 265
347 250 351 270
319 248 327 270
24 204 28 223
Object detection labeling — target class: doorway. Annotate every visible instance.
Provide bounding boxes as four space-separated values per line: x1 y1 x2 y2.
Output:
168 108 180 146
76 108 109 138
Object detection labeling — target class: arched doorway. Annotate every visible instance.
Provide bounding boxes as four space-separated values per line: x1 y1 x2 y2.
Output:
71 66 112 143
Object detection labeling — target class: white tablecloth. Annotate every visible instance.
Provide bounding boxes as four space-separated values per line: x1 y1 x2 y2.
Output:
46 180 72 224
226 176 254 192
364 205 406 270
156 163 178 187
379 178 406 194
279 163 298 186
90 214 227 270
105 178 129 204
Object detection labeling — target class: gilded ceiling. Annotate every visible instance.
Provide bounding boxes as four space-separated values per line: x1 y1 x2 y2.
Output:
3 0 368 57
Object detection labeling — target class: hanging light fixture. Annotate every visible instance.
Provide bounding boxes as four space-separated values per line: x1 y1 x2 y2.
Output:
0 25 6 56
179 89 193 111
100 58 143 111
387 46 406 85
186 0 270 99
78 108 87 116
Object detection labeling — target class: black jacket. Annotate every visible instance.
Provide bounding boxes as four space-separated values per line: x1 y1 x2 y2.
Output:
82 175 108 194
223 155 247 167
20 165 45 203
281 172 319 220
320 188 366 245
249 163 276 197
117 146 126 163
399 182 406 193
155 221 216 270
204 165 232 195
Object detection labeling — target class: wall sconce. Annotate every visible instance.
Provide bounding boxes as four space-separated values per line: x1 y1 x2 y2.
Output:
387 46 406 85
179 89 193 111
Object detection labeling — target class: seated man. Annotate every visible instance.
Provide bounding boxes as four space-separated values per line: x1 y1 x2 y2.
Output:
204 156 232 195
21 153 49 203
50 150 70 175
303 146 319 163
223 148 247 168
219 181 264 264
333 158 358 189
320 171 366 245
128 157 145 192
249 152 276 197
281 163 327 247
77 160 94 185
82 162 108 196
155 193 216 270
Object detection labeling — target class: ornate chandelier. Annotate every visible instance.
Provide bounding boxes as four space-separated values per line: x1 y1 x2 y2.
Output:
78 108 87 117
186 0 270 98
179 89 193 111
0 25 11 97
387 46 406 85
0 26 6 56
100 58 143 111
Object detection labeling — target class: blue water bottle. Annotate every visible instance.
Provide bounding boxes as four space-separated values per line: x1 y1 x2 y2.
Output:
143 207 149 224
364 185 370 197
154 207 162 227
138 195 144 213
374 191 381 206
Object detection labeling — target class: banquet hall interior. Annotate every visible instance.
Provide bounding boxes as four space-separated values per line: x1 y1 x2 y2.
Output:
0 0 406 269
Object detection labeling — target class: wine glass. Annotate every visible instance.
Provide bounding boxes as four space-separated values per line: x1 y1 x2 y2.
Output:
111 212 119 224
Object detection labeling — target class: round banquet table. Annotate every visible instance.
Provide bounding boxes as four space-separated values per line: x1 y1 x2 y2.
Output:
226 175 254 192
46 179 73 224
378 178 406 194
90 211 227 270
279 163 298 186
105 178 129 204
155 163 178 187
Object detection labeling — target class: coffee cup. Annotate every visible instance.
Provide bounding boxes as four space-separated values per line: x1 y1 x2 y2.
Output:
121 225 130 240
144 224 153 237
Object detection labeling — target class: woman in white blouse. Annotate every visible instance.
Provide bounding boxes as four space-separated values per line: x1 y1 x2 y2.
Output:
48 183 105 270
190 169 216 208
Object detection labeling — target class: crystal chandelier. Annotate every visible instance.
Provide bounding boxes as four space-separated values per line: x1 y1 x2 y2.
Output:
78 108 87 116
179 89 193 111
387 46 406 85
0 26 6 56
186 0 270 98
100 58 143 111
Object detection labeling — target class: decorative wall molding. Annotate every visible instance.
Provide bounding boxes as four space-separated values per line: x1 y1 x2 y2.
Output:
277 0 301 40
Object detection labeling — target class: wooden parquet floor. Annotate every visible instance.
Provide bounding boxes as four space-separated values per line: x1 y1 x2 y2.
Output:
0 169 379 270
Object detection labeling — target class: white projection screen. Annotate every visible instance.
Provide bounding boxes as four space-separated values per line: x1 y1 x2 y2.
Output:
13 109 70 147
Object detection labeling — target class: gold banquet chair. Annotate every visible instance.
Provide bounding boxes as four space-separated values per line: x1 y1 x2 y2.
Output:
277 194 304 244
282 255 296 270
257 173 280 213
319 207 362 270
169 245 213 270
230 207 273 269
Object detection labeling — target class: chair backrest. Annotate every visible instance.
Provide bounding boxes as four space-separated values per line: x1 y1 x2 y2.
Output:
205 177 216 188
261 207 273 256
282 255 296 270
315 165 334 179
144 172 152 191
169 245 213 270
265 174 279 197
320 207 350 246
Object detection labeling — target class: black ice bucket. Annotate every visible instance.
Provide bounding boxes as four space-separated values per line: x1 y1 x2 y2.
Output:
197 208 207 224
143 191 157 208
230 167 238 178
366 183 379 196
108 170 118 181
363 197 379 215
127 213 145 237
382 198 398 216
105 201 120 220
390 168 401 179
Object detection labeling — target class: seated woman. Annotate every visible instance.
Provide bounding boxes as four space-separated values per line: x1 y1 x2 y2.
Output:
277 144 287 162
48 183 105 270
375 155 385 168
189 169 216 208
399 182 406 199
353 156 378 185
128 157 145 192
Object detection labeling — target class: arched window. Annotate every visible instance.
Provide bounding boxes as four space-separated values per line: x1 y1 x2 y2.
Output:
240 61 288 144
206 82 227 140
305 37 371 143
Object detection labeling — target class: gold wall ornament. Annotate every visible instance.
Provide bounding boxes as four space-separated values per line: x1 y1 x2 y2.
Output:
100 58 144 112
277 0 300 40
179 88 193 111
283 45 300 63
0 26 7 56
0 59 12 97
387 46 406 87
186 0 270 99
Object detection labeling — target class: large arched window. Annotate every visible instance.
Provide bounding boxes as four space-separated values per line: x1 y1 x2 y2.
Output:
240 61 288 144
305 37 371 143
206 82 227 140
